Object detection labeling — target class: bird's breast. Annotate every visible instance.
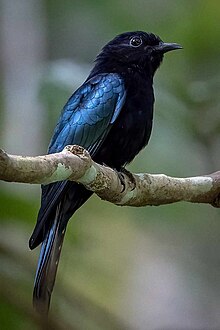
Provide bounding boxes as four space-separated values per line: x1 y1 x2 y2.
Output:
95 78 154 169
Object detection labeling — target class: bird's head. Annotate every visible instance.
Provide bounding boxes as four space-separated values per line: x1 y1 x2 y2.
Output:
94 31 182 77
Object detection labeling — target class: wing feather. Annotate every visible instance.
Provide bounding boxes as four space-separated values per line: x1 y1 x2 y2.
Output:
30 73 126 249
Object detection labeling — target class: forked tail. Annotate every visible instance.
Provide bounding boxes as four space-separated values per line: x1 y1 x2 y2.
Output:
33 203 66 314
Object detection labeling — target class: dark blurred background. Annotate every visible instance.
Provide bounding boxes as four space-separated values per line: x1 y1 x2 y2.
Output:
0 1 219 329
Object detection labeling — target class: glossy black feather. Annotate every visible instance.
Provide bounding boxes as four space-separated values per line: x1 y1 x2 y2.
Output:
30 73 126 249
30 30 181 313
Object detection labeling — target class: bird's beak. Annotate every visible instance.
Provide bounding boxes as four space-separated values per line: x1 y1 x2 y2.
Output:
154 42 183 53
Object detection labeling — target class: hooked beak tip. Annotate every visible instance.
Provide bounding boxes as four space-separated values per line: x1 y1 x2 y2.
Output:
156 42 183 53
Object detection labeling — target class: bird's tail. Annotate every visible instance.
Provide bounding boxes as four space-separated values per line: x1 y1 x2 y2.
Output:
33 202 66 314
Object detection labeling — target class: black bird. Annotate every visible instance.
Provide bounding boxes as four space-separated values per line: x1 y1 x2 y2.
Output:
30 31 181 313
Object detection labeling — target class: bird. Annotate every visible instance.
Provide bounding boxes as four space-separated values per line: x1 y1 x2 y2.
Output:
29 31 182 313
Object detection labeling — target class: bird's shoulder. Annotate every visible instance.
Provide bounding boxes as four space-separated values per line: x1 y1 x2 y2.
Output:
57 73 125 118
48 73 126 154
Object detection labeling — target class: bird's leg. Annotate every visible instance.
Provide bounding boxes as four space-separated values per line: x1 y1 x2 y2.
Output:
116 170 127 192
102 162 127 192
114 167 136 192
120 167 136 191
102 162 136 192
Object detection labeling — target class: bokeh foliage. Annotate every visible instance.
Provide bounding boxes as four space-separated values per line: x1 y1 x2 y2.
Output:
0 1 219 329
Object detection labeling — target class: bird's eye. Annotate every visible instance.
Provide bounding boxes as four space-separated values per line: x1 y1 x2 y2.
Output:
130 36 142 47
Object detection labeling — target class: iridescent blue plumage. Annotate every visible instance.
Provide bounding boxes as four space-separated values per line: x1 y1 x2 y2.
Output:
48 74 126 154
30 73 127 313
30 31 181 313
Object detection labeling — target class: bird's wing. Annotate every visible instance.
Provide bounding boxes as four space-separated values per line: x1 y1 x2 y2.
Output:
48 73 126 154
29 73 126 249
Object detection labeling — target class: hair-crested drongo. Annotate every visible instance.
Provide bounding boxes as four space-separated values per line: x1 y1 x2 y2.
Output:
30 31 182 313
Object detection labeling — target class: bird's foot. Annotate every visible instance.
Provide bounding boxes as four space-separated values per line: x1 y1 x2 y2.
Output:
120 167 136 190
116 167 136 192
116 171 126 192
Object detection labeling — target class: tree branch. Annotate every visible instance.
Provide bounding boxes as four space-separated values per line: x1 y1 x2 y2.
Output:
0 146 219 208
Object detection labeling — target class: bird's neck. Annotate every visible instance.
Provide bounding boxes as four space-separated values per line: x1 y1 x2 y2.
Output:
88 56 154 83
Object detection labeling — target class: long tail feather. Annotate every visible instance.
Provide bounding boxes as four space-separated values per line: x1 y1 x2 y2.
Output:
33 202 66 314
32 184 93 314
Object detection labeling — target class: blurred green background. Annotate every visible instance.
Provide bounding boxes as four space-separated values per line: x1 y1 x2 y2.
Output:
0 0 219 329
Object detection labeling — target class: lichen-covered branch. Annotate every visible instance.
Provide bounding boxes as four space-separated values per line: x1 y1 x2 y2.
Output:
0 146 219 208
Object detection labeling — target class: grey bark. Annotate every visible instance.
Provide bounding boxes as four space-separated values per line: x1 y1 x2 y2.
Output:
0 146 219 208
